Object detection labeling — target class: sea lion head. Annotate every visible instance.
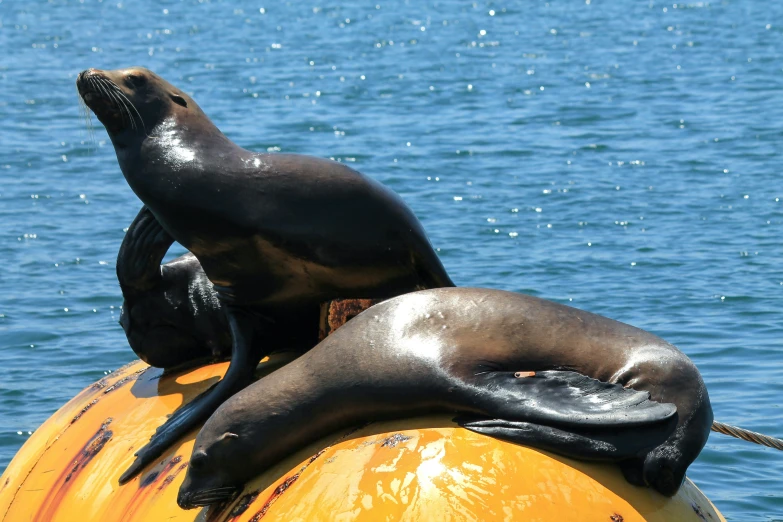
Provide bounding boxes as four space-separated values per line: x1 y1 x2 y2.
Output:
177 416 250 510
76 67 192 139
177 388 299 510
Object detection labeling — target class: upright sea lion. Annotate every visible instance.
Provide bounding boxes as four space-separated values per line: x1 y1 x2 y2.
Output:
178 288 712 507
76 67 454 483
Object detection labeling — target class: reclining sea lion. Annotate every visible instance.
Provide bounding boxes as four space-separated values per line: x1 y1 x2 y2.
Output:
178 287 712 506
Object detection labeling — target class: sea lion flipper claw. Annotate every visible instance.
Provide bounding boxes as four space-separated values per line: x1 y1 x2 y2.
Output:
118 306 259 485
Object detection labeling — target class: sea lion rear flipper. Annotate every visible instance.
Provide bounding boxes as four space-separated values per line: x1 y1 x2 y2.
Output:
118 306 259 485
456 370 678 461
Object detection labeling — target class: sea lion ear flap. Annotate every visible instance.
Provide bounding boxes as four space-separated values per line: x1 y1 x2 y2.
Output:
170 93 188 107
218 432 239 441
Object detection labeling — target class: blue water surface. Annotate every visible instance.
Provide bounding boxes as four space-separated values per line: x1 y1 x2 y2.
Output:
1 0 782 519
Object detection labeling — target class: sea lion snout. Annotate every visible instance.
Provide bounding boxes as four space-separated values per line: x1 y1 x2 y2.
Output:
177 483 239 509
176 490 195 510
77 68 100 80
178 438 244 508
76 68 108 94
76 69 95 96
77 68 133 131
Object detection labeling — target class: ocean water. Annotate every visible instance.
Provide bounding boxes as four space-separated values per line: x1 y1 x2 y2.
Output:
1 0 782 519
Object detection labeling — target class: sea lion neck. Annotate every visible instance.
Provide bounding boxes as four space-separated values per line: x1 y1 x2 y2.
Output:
113 112 247 197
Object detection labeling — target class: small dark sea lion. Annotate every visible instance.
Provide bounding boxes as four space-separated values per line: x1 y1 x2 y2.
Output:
178 287 712 507
76 66 454 483
117 206 229 369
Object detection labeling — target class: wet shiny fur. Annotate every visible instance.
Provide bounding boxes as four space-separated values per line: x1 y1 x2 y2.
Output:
76 67 454 483
179 288 712 505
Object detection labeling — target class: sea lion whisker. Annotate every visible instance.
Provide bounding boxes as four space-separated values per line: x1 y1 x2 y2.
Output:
88 75 143 133
98 79 136 130
101 88 131 128
188 498 229 507
191 486 237 495
86 77 109 111
190 493 233 501
88 78 121 122
189 495 234 504
94 78 135 130
75 88 95 145
93 75 121 97
190 487 238 498
89 77 112 105
189 491 236 503
108 82 147 133
109 90 136 130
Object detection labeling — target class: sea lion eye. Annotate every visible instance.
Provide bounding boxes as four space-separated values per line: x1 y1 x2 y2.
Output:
190 450 208 470
126 74 147 88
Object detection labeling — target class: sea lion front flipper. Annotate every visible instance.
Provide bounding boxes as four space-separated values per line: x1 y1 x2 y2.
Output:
116 206 174 297
456 417 671 461
457 370 677 461
472 370 678 429
118 206 181 365
118 306 259 485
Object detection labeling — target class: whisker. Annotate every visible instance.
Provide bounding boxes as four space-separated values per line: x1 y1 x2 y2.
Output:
88 78 116 117
190 488 236 498
191 493 234 501
107 82 147 134
96 78 135 130
188 495 234 505
76 87 95 147
81 73 151 137
189 488 237 501
88 77 106 98
106 89 134 130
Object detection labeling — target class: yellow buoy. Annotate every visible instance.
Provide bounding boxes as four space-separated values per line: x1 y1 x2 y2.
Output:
0 357 725 522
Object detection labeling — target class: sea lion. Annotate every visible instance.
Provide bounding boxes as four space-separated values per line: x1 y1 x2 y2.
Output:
178 287 712 508
76 66 454 483
117 206 230 369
